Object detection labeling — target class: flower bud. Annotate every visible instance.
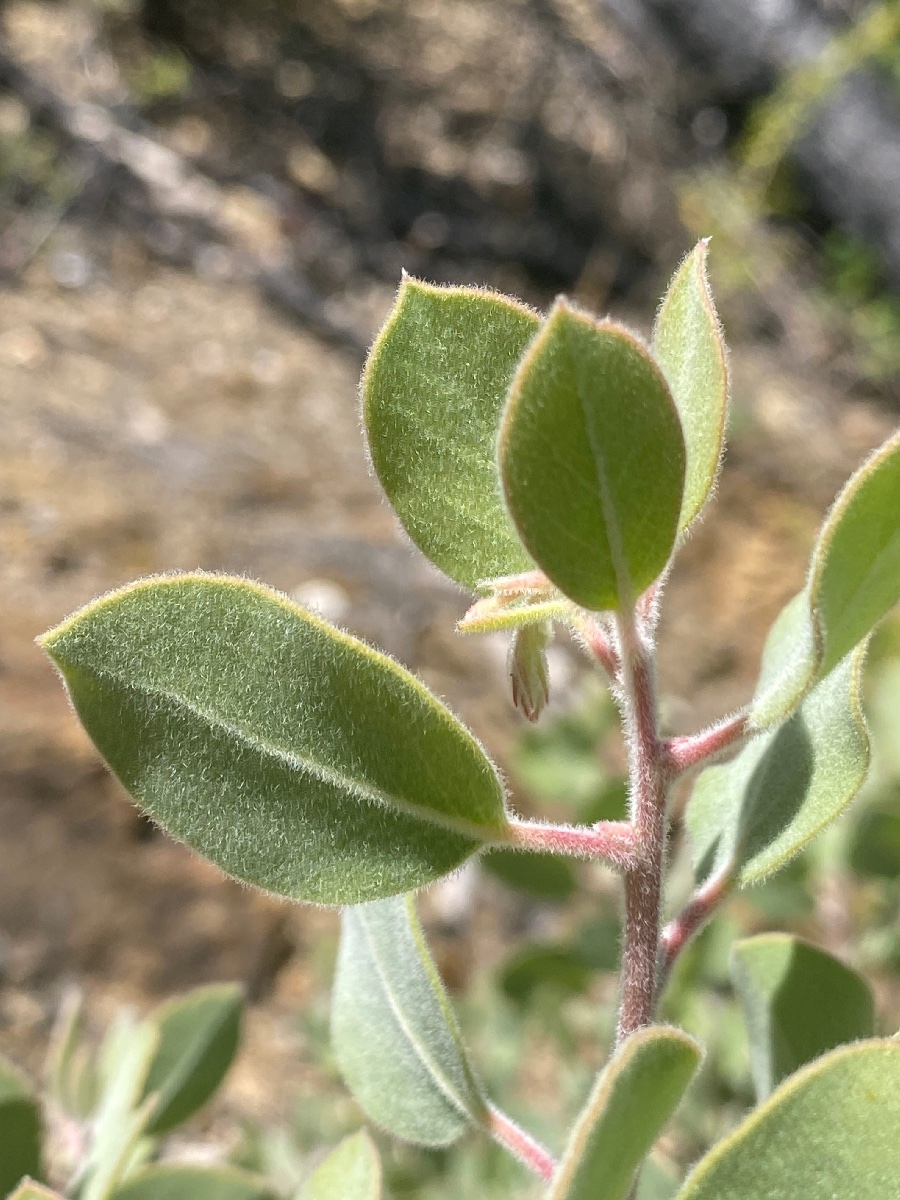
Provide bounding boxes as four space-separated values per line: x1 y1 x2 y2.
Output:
509 620 551 722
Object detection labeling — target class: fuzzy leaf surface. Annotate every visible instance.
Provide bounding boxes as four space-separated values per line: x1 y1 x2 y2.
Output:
751 429 900 727
548 1027 701 1200
0 1057 42 1196
112 1166 273 1200
500 302 685 610
331 895 486 1147
688 645 869 884
730 934 874 1100
652 240 729 531
40 575 508 905
142 984 243 1134
675 1040 900 1199
362 278 537 589
302 1131 381 1200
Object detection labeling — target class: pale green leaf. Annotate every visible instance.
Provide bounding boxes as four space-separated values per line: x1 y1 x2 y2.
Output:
730 934 874 1100
74 1019 159 1200
652 240 729 531
750 429 900 728
675 1040 900 1200
302 1131 381 1200
688 643 869 884
45 990 98 1119
362 277 537 589
111 1165 273 1200
548 1027 701 1200
7 1183 64 1200
500 302 685 610
142 984 243 1135
40 574 509 906
0 1057 42 1196
331 895 486 1147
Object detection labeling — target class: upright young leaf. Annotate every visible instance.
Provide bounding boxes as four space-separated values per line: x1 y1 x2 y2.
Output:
111 1165 273 1200
363 278 538 589
331 895 486 1147
548 1027 701 1200
675 1040 900 1200
500 302 685 610
730 934 874 1100
652 240 729 531
751 428 900 728
302 1131 381 1200
40 575 510 905
142 984 243 1135
0 1057 42 1196
688 643 869 884
74 1019 159 1200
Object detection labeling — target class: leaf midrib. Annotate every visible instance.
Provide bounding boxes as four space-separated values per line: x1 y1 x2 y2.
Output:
63 658 501 843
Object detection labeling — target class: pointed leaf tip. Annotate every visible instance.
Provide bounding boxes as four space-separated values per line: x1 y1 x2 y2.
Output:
302 1131 381 1200
40 574 509 905
500 303 685 611
652 240 729 531
362 277 538 589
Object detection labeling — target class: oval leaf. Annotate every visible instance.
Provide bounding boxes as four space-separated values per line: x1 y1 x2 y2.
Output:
500 302 685 610
362 277 538 589
652 240 729 531
730 934 874 1100
302 1131 381 1200
331 895 486 1147
548 1027 701 1200
112 1166 273 1200
675 1040 900 1200
39 575 509 905
0 1057 42 1196
688 643 870 884
142 984 243 1135
751 428 900 728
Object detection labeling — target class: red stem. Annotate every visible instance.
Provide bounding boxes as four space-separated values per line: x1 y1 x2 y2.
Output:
615 610 668 1044
507 818 638 871
658 868 734 986
664 711 748 776
485 1103 556 1182
575 614 620 679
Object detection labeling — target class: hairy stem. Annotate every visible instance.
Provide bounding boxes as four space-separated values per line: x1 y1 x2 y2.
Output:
616 609 668 1043
658 867 734 988
507 817 638 869
485 1103 557 1181
664 710 748 776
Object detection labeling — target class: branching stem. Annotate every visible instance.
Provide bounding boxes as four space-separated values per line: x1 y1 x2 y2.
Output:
658 868 734 988
664 710 748 776
485 1103 557 1182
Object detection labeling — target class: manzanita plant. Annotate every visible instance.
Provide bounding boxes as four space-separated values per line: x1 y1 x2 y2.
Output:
37 241 900 1199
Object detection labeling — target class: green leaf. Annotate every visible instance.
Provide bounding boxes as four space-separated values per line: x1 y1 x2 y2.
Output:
652 240 729 531
331 895 486 1147
362 277 538 589
850 805 900 879
45 990 98 1119
675 1040 900 1200
500 945 592 1006
687 643 870 884
751 429 900 728
112 1166 273 1200
548 1026 701 1200
730 934 875 1100
302 1131 381 1200
40 574 509 905
0 1057 42 1196
7 1184 63 1200
142 984 243 1135
500 302 685 610
74 1018 159 1200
